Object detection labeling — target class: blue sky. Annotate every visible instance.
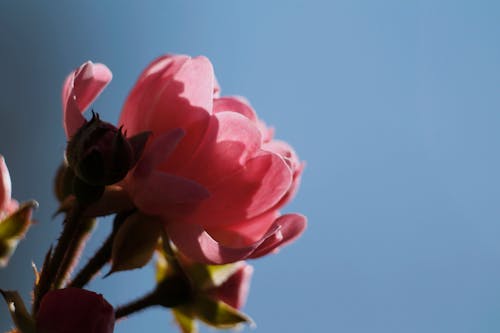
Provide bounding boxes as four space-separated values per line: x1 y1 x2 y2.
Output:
1 1 500 332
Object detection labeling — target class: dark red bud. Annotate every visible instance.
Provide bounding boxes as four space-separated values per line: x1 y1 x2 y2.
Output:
66 112 134 186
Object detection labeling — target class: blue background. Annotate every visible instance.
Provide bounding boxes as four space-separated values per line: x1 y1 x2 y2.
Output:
1 1 500 332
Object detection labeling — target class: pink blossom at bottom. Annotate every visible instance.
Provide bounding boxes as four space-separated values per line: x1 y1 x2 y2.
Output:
36 288 115 333
0 156 19 218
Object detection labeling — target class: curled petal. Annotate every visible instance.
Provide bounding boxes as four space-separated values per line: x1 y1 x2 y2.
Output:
263 140 305 209
63 61 112 138
0 156 12 212
167 214 305 264
206 210 280 247
263 140 300 171
249 213 307 259
213 97 274 142
213 97 257 122
166 222 280 265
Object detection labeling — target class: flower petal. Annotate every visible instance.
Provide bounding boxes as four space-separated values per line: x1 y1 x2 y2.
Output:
120 55 215 173
63 61 112 138
206 210 279 247
263 140 300 171
0 156 11 212
179 111 262 187
186 152 292 228
130 171 209 217
119 55 189 136
166 222 279 265
249 213 307 259
263 140 304 209
213 97 257 122
132 128 185 179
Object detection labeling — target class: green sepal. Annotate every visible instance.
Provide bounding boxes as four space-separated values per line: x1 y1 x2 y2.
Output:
172 306 198 333
54 162 75 202
0 201 37 267
155 245 174 283
128 131 152 165
193 295 253 329
109 213 162 274
0 290 35 333
187 262 243 290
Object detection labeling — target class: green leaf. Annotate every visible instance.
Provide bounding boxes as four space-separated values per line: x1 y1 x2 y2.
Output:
109 212 162 274
0 201 37 239
0 290 35 333
172 306 197 333
188 262 244 290
0 201 37 267
193 295 253 329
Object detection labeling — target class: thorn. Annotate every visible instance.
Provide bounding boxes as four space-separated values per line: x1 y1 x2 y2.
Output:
102 268 114 279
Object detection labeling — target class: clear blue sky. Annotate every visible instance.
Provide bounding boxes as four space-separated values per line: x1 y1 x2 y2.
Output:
1 1 500 332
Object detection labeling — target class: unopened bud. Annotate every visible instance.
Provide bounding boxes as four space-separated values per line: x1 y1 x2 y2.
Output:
66 112 134 186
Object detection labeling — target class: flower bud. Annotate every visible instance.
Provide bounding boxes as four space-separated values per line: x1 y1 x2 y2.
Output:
66 112 134 186
36 288 115 333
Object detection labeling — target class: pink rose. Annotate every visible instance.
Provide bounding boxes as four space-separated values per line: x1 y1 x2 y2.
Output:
63 56 306 264
36 288 115 333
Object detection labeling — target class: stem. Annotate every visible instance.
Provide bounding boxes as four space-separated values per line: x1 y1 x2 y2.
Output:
54 218 96 288
115 273 193 319
33 202 84 313
68 211 130 288
115 292 159 319
68 229 113 288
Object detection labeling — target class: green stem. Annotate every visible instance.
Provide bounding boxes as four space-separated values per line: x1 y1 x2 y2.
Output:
33 202 84 313
115 291 159 319
115 273 193 320
68 211 130 288
54 217 96 288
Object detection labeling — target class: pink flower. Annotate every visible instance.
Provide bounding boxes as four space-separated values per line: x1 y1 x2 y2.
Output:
36 288 115 333
62 56 306 264
0 156 19 218
0 156 36 267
